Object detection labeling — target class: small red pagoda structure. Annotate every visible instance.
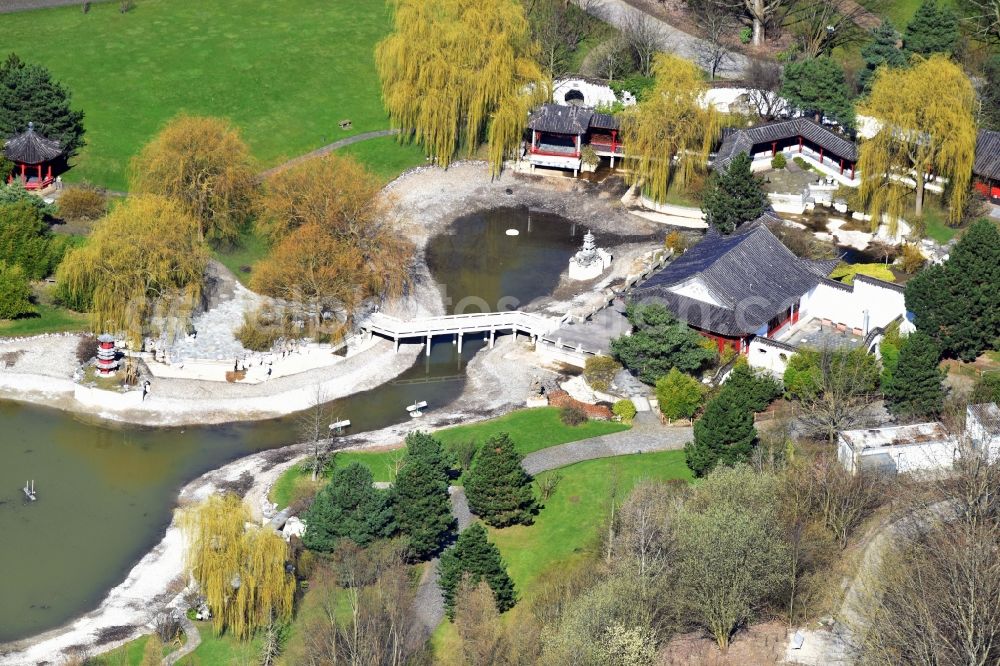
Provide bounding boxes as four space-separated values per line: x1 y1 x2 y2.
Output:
96 334 119 376
4 122 64 190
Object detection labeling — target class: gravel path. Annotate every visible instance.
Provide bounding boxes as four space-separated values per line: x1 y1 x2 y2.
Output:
523 411 690 475
162 615 201 665
258 129 400 180
578 0 749 78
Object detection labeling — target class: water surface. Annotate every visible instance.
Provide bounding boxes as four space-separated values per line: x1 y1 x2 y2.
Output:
0 207 580 643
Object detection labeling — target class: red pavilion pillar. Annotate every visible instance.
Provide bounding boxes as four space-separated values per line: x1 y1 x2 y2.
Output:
772 141 777 156
851 163 855 179
37 164 42 184
20 163 26 183
819 148 824 165
798 136 803 153
839 158 844 175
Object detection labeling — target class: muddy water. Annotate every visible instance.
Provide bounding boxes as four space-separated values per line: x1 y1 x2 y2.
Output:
0 206 580 643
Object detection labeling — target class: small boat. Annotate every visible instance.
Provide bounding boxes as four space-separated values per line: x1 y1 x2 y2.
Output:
23 480 36 501
328 419 351 433
406 400 428 418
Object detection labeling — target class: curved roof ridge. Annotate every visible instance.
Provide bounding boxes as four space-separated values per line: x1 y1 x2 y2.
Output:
3 123 63 164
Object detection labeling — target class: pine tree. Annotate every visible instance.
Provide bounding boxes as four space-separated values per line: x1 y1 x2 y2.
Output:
302 462 395 552
438 523 516 619
860 22 906 92
701 153 767 234
404 430 454 479
0 53 85 156
780 56 855 128
393 456 456 559
611 303 716 382
720 361 782 413
685 394 757 476
464 433 538 527
885 331 946 418
905 220 1000 361
903 0 958 56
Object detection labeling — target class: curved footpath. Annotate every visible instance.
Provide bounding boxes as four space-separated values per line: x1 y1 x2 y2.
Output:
404 412 690 652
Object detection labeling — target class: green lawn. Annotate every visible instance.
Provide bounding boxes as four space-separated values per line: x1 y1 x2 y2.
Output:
269 408 629 507
0 303 88 337
858 0 954 28
432 407 628 455
490 451 692 599
2 0 412 190
213 226 271 287
432 450 692 661
339 135 428 183
178 624 262 665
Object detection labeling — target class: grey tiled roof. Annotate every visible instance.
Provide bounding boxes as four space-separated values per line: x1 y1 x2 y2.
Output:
633 219 831 335
3 123 62 164
527 104 593 134
974 129 1000 181
714 118 857 171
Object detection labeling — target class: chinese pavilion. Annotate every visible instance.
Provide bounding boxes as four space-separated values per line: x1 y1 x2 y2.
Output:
714 118 859 181
974 129 1000 204
633 218 838 354
4 122 64 190
525 103 623 175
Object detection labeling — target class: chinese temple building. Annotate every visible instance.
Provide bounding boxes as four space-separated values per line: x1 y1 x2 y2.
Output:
974 129 1000 204
4 122 64 190
714 118 859 183
525 103 623 175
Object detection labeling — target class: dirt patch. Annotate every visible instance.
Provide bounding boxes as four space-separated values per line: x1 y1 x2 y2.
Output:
93 625 135 646
0 351 25 367
659 621 788 665
547 389 613 420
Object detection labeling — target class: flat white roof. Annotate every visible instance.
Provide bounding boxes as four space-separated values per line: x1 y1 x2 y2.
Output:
840 422 951 451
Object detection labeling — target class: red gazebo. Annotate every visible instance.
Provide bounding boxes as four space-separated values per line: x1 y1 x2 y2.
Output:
4 122 64 190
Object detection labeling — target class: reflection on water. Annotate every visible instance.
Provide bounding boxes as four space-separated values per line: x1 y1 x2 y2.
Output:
0 206 581 643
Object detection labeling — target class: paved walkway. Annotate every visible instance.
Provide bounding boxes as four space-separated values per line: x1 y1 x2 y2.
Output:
162 615 201 665
404 413 692 651
577 0 749 78
257 129 401 180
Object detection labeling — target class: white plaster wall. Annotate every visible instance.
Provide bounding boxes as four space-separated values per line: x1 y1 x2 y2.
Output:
798 281 905 333
747 338 792 375
838 436 858 474
553 78 632 108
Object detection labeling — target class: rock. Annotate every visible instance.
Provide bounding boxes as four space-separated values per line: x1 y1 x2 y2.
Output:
282 516 306 540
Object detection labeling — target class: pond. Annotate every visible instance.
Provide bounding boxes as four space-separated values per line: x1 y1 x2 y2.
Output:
0 206 582 643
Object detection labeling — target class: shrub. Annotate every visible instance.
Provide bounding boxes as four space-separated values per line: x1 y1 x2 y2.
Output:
57 185 107 221
560 406 588 426
234 306 291 351
580 145 599 167
655 368 705 420
584 355 621 392
771 152 787 169
739 26 752 43
612 399 637 424
664 230 687 254
0 262 36 319
829 262 895 285
898 243 926 273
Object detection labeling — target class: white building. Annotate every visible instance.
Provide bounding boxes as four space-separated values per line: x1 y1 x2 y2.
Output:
553 76 635 108
838 403 1000 476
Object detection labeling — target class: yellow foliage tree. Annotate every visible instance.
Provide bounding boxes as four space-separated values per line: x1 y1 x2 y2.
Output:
56 195 208 345
375 0 548 174
621 54 720 203
180 494 295 640
856 55 977 230
252 154 413 330
130 115 258 246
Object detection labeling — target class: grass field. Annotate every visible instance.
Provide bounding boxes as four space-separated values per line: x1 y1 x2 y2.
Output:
0 303 88 337
2 0 415 190
431 450 693 660
268 408 629 507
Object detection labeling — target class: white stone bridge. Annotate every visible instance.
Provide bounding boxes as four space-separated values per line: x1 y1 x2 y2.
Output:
363 311 563 353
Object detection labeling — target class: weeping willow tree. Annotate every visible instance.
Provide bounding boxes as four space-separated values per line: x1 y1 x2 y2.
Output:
375 0 548 174
180 493 295 639
621 54 720 204
55 194 208 345
857 54 977 232
130 115 258 247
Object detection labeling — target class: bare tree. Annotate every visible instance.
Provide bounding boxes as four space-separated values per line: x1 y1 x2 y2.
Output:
962 0 1000 46
784 0 874 57
297 385 348 481
586 37 632 81
690 2 737 80
744 58 785 120
454 579 512 666
621 12 660 77
810 454 887 548
792 347 882 443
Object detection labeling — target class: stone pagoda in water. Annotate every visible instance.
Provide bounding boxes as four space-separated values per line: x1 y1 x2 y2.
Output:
568 230 612 280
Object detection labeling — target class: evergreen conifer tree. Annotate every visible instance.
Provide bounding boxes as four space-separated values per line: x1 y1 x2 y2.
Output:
0 53 85 155
464 433 538 527
905 220 1000 361
438 523 516 619
721 361 782 413
701 153 767 234
404 430 454 479
393 456 456 559
860 22 906 92
903 0 958 56
685 394 757 476
302 462 395 552
885 331 946 418
780 57 855 128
